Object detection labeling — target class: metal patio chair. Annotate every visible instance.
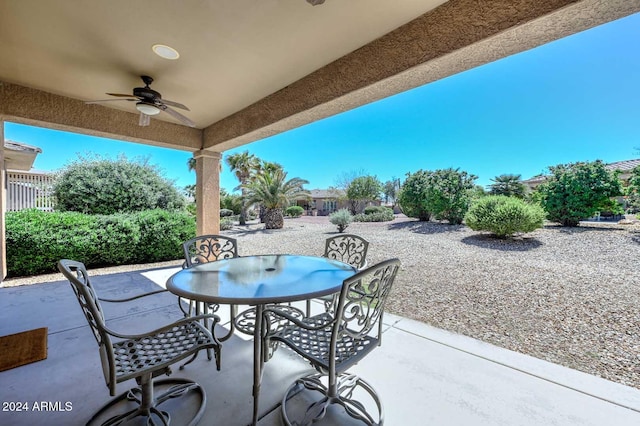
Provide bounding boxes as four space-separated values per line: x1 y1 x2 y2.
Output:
181 235 239 337
58 259 221 426
307 234 370 316
264 258 400 425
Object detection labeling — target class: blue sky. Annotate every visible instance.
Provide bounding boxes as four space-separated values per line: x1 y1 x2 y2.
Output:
5 12 640 192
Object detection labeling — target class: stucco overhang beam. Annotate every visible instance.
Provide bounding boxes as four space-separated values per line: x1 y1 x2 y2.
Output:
203 0 640 152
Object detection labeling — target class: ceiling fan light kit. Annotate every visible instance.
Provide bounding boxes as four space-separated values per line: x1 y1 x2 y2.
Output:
136 102 161 115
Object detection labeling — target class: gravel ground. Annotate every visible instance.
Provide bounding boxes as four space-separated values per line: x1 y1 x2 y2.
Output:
5 214 640 389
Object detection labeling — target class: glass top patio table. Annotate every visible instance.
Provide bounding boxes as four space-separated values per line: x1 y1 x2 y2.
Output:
166 254 357 305
166 254 358 425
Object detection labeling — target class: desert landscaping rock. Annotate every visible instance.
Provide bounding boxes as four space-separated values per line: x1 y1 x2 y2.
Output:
5 215 640 389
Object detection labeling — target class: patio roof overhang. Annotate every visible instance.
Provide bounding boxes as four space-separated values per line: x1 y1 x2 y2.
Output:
1 0 639 281
1 0 637 153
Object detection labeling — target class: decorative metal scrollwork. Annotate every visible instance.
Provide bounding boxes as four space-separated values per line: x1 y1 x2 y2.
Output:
324 234 369 269
184 235 238 267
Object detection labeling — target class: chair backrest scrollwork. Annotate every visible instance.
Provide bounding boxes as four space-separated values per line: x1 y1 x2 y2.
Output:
333 258 400 341
324 234 369 270
183 235 238 268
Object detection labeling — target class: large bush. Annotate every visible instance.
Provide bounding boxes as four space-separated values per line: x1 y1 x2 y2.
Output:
397 170 433 221
285 206 304 217
5 209 195 276
53 154 186 214
624 165 640 213
465 196 545 238
398 168 477 224
536 161 622 227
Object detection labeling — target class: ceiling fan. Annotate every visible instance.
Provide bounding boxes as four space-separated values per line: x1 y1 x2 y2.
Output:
86 75 195 127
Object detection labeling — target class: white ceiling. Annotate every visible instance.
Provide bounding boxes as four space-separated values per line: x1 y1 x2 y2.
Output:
0 0 446 129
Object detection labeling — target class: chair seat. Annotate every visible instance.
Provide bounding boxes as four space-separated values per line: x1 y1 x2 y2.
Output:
112 320 215 382
271 312 378 373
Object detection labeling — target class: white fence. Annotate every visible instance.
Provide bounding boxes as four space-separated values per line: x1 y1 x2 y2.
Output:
6 171 55 211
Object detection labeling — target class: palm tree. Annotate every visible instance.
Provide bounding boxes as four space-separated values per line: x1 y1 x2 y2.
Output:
255 161 283 223
488 174 526 199
244 168 309 229
226 151 260 225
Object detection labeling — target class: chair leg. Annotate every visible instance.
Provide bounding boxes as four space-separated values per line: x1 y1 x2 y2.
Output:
281 372 383 426
88 377 206 426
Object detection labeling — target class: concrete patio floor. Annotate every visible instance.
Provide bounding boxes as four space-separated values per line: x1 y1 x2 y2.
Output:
1 265 639 426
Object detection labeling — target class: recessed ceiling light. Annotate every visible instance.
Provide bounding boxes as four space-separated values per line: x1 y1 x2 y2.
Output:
152 44 179 60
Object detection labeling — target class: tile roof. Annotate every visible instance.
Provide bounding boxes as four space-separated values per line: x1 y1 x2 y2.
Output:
309 189 344 198
605 159 640 172
523 159 640 183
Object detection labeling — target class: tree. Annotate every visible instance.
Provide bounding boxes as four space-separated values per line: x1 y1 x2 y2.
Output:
488 174 526 198
220 188 242 214
226 151 260 225
536 160 622 227
53 154 186 214
345 175 382 214
382 178 402 207
243 168 309 229
397 170 433 221
624 165 640 213
398 168 477 224
426 168 477 224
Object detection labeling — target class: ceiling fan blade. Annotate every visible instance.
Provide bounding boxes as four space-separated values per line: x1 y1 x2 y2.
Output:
160 105 196 127
106 93 137 97
139 113 151 127
85 98 137 104
160 99 190 111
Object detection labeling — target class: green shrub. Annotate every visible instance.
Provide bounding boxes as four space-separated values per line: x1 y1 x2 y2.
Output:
220 208 234 217
536 161 622 227
285 206 304 217
132 209 195 263
329 209 353 233
354 207 394 222
399 168 476 224
363 206 385 215
464 196 545 238
220 218 234 231
5 209 196 276
53 154 186 214
398 170 433 221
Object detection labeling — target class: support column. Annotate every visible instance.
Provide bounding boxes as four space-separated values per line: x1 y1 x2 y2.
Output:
194 150 221 235
0 120 6 282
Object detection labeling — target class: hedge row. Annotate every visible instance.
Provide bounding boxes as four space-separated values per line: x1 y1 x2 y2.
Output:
6 209 196 277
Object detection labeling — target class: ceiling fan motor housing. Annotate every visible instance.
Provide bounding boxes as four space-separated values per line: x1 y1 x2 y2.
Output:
134 86 161 101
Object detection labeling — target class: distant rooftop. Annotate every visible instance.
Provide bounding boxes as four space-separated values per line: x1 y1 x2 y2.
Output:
523 159 640 185
309 189 344 198
605 158 640 172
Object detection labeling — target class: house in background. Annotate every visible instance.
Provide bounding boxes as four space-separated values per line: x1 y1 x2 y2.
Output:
3 140 54 211
296 188 382 216
522 158 640 191
522 158 640 219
